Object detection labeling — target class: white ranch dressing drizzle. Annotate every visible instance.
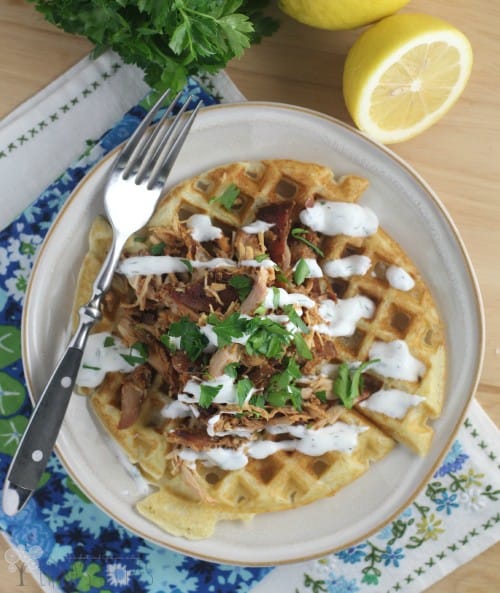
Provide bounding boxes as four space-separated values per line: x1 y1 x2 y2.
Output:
117 255 236 277
239 258 277 269
262 287 315 310
178 422 368 470
369 340 426 381
359 389 424 419
178 373 256 406
77 332 138 388
299 201 379 237
161 400 200 419
323 255 372 278
314 296 375 337
186 213 222 242
386 265 415 291
241 219 275 234
293 257 323 278
206 414 254 439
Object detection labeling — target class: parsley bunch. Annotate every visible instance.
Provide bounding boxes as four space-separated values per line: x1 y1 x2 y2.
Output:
30 0 279 93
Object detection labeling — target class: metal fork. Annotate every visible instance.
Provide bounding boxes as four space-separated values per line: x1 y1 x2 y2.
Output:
2 89 201 515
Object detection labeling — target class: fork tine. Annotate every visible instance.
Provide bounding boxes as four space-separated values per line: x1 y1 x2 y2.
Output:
147 99 202 190
133 91 189 184
117 87 172 171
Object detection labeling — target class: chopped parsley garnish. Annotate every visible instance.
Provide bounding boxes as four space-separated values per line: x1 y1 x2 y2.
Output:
334 359 380 409
82 364 100 371
224 362 239 379
293 258 310 285
149 241 166 256
265 357 303 411
164 318 208 361
293 333 313 360
315 390 327 403
283 305 309 333
208 312 248 348
255 253 270 263
199 384 222 408
229 274 253 300
209 183 240 210
180 258 193 274
120 341 148 365
103 336 115 348
236 378 254 407
245 317 291 359
290 227 324 257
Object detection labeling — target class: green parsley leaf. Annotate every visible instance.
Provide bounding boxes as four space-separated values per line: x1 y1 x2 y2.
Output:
199 384 222 408
283 305 309 333
31 2 279 95
290 228 324 257
315 390 327 403
209 183 240 210
293 258 310 285
237 378 254 407
255 253 270 263
224 362 239 380
229 275 253 300
82 364 100 371
103 336 115 348
208 312 249 348
334 359 380 408
265 357 303 411
245 317 291 359
150 242 166 256
180 258 193 274
293 333 313 360
120 341 148 366
167 318 208 361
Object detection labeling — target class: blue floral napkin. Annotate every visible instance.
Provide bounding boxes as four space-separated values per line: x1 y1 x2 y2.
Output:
0 58 498 593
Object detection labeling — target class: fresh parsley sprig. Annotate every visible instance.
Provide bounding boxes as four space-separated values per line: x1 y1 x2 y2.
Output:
30 1 279 94
290 228 324 257
209 183 240 210
161 318 208 361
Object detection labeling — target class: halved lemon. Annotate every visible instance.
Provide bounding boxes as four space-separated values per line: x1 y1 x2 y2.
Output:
343 14 473 144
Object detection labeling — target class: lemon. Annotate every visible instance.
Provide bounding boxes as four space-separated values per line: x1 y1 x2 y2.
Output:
343 14 473 144
279 0 410 31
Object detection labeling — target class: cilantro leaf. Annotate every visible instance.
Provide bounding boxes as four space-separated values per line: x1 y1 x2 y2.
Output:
208 312 249 348
236 378 254 407
150 241 166 256
265 358 303 411
120 341 148 366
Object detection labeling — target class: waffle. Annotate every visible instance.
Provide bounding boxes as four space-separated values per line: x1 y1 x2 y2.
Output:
73 159 445 539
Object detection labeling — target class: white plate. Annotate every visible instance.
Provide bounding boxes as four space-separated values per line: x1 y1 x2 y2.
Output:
22 102 484 565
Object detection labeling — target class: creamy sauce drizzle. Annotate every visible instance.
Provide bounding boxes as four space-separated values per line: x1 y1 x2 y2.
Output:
314 296 375 337
299 201 378 237
323 255 371 278
386 265 415 291
359 389 424 419
77 332 138 388
262 287 315 310
178 422 368 470
241 219 275 234
186 214 222 242
294 258 323 278
369 340 426 381
178 374 255 406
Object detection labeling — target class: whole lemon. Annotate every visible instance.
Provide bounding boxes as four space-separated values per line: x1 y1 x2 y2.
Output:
279 0 411 30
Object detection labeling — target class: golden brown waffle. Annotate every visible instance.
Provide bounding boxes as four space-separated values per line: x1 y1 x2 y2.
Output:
73 159 445 539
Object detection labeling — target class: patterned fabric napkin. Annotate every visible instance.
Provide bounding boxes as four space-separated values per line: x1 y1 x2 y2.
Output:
0 51 498 593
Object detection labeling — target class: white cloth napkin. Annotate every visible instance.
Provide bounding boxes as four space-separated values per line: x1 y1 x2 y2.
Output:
0 50 498 593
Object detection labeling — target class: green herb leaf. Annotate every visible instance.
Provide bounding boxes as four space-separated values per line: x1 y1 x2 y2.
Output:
315 390 327 403
181 258 193 274
229 275 253 300
199 384 222 408
167 318 208 361
209 183 240 210
245 317 291 359
150 242 166 256
283 305 309 333
334 359 380 408
290 228 324 257
208 312 249 348
293 333 313 360
236 378 254 407
224 362 239 379
255 253 270 263
120 341 148 366
265 357 303 411
293 258 310 285
103 336 115 348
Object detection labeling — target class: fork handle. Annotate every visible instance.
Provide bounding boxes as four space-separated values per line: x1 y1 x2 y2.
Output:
3 233 127 515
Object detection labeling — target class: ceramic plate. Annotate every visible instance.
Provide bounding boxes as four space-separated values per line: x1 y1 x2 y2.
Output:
22 102 484 565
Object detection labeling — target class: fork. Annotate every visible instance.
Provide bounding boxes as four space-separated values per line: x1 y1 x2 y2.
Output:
2 89 201 515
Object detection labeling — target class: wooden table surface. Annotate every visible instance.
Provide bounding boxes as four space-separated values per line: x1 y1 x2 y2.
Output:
0 1 498 591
